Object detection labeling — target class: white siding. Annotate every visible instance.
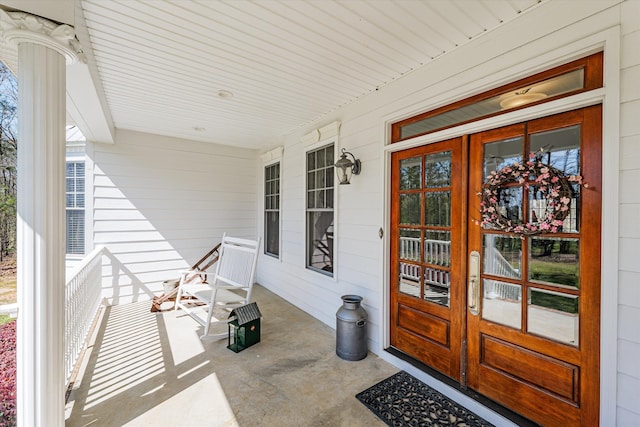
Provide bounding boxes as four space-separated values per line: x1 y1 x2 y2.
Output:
256 0 634 425
92 129 258 305
618 0 640 423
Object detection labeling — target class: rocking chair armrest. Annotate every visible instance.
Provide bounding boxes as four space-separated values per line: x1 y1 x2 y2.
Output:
209 283 250 290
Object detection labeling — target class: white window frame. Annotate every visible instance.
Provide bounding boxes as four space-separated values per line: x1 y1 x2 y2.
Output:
65 141 92 259
305 140 336 277
261 146 283 260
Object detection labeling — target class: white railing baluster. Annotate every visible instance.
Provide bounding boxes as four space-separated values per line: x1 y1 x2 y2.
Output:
64 245 107 386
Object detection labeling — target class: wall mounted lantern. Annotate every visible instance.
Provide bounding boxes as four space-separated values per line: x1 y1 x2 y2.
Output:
334 148 361 185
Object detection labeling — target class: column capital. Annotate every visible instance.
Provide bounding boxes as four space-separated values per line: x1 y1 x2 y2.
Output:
0 9 85 64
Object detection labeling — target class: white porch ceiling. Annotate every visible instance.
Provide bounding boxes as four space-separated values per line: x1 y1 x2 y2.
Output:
80 0 545 149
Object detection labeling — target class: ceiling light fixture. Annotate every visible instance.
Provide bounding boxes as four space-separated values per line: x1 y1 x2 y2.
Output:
217 90 234 99
499 87 547 110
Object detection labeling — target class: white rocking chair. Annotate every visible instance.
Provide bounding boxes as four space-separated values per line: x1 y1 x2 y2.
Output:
175 234 260 339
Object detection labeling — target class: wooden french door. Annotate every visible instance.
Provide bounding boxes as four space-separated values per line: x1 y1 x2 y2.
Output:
390 106 602 426
390 137 466 379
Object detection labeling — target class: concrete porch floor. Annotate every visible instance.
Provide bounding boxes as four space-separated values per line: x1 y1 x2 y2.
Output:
65 285 398 426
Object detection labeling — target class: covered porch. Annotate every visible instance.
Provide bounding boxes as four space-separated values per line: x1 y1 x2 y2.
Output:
65 285 398 426
0 0 637 426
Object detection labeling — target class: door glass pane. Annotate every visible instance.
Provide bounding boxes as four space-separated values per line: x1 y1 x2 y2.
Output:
529 237 579 289
530 125 580 177
528 288 579 346
483 234 521 279
495 186 523 225
425 191 450 226
482 279 522 329
425 151 451 188
400 194 420 225
528 185 580 234
399 229 420 261
424 231 451 266
399 262 420 297
483 137 522 179
400 157 421 190
424 267 450 307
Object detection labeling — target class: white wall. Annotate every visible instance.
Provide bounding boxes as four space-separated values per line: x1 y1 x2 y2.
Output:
617 0 640 424
256 0 635 425
91 129 258 305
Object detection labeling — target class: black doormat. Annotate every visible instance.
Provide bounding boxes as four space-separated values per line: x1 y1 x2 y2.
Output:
356 371 494 427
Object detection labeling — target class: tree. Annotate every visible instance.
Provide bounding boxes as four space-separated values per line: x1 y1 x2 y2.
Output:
0 63 17 260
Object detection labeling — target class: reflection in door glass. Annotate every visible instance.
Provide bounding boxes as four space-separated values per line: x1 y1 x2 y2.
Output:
529 184 580 233
425 191 451 226
495 186 523 225
528 288 579 346
483 234 521 279
529 237 579 289
482 279 522 329
424 267 450 307
530 125 580 177
424 231 451 266
425 151 451 188
399 262 420 297
483 137 523 179
400 157 422 190
400 194 421 225
399 229 420 261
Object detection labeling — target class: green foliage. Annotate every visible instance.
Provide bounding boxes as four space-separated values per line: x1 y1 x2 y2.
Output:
0 63 17 260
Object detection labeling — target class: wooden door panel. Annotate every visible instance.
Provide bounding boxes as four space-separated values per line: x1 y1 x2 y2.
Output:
480 335 579 402
397 304 449 346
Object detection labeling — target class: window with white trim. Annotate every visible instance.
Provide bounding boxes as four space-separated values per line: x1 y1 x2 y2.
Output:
264 162 280 257
306 143 334 275
66 161 85 254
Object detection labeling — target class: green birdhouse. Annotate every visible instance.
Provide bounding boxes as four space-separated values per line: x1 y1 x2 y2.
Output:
227 302 262 353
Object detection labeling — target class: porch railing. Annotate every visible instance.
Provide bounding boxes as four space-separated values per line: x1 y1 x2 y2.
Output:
65 245 106 385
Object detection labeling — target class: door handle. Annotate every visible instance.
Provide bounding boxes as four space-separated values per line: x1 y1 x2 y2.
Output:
468 251 480 316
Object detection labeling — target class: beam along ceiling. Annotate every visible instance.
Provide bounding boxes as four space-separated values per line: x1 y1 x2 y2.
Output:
80 0 544 149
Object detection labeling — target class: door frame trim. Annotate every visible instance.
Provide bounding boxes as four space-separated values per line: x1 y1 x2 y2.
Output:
379 26 620 425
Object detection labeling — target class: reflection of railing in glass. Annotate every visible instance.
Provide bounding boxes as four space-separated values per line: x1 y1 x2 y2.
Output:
399 237 450 266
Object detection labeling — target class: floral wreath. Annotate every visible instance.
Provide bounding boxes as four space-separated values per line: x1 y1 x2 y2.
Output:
480 151 583 236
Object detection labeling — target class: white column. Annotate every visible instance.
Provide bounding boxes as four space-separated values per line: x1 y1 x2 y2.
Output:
0 11 82 427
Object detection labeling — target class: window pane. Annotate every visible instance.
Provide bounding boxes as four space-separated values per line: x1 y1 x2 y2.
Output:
482 279 521 329
425 151 451 188
424 267 450 307
399 228 420 261
483 137 522 180
529 237 579 289
424 231 450 266
307 211 333 273
399 262 420 297
265 212 280 257
425 191 450 226
66 210 85 254
400 193 420 225
528 288 579 346
483 234 521 279
530 125 580 176
400 157 421 190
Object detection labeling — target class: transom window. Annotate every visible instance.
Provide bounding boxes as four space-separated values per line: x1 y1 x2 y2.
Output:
391 52 603 143
306 143 334 275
